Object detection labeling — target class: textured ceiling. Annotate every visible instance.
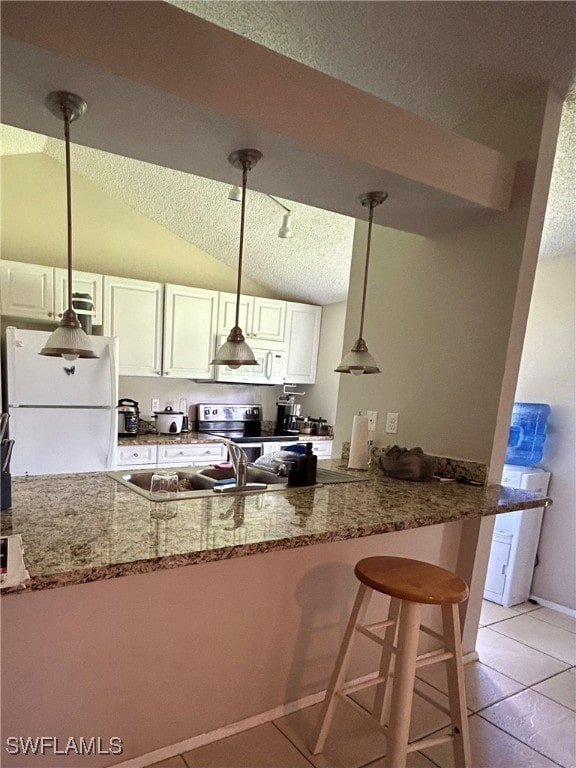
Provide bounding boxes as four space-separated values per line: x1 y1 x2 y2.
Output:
1 2 574 304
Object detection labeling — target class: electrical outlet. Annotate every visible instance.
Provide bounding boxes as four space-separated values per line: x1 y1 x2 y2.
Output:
151 398 160 413
385 412 399 434
179 398 188 414
367 410 378 431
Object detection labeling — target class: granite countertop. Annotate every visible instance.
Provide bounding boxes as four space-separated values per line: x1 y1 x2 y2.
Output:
1 460 550 595
119 431 333 446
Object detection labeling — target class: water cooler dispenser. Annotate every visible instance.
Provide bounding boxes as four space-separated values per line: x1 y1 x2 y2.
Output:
484 403 552 607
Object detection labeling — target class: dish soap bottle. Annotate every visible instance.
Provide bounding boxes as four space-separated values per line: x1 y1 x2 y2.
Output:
303 442 317 486
287 442 318 486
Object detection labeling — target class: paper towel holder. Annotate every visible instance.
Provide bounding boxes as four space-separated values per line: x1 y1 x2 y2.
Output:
335 191 387 375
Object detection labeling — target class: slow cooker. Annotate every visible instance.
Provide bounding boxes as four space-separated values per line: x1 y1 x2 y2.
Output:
117 398 139 436
154 406 184 434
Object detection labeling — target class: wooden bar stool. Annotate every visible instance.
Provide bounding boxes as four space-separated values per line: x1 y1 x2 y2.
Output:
312 556 471 768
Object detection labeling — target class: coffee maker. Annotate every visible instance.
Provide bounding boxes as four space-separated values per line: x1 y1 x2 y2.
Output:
274 395 301 436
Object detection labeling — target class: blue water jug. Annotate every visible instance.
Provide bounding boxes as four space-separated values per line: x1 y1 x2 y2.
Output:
505 402 551 466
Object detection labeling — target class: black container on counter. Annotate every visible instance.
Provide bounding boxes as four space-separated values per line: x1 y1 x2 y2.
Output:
1 471 11 511
287 443 317 487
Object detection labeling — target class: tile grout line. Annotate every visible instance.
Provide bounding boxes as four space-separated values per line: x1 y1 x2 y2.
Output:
474 711 568 768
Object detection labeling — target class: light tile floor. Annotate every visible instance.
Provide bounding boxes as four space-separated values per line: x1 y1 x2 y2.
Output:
149 601 575 768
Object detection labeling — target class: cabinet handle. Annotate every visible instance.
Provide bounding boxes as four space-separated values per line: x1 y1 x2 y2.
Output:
156 371 162 375
165 371 170 375
133 452 139 457
179 450 184 455
48 312 53 318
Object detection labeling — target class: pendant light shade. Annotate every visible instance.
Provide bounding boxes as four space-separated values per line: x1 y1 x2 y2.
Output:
212 149 262 368
39 91 98 360
335 191 387 375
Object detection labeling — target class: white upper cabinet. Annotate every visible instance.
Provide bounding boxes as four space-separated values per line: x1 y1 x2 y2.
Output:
218 293 286 342
284 302 322 384
163 284 219 379
1 260 55 321
54 268 103 326
0 260 103 325
103 276 164 377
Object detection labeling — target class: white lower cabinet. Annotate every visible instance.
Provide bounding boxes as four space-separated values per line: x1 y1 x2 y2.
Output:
157 442 227 467
261 440 333 459
117 444 158 468
309 440 333 459
116 442 227 470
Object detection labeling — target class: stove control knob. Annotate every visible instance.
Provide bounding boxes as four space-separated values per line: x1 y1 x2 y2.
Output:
204 408 210 416
212 409 218 415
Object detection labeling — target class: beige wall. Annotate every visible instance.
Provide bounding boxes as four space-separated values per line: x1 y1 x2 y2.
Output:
515 255 575 611
301 301 346 427
334 86 559 467
0 153 279 298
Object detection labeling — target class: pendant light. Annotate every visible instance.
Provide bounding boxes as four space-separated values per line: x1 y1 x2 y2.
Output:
335 191 387 375
39 91 98 360
212 149 262 368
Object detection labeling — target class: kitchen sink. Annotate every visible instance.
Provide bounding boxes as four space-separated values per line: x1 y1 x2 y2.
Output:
108 465 366 502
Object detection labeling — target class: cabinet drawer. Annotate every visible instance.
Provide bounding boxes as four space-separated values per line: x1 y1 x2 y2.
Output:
157 442 227 465
309 441 333 458
117 445 158 466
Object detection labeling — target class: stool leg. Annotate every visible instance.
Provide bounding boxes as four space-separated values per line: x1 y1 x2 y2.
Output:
373 596 400 726
311 583 371 754
383 600 421 768
442 603 472 768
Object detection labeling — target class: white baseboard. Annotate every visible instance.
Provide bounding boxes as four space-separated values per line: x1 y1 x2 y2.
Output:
113 651 480 768
529 594 576 618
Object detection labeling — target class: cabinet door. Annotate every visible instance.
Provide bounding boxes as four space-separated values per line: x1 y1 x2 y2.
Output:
217 292 252 336
163 285 219 379
484 532 512 604
284 302 322 384
0 260 54 321
251 297 286 341
54 269 104 325
104 276 164 377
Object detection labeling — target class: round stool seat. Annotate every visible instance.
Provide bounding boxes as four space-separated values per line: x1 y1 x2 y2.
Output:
354 556 469 605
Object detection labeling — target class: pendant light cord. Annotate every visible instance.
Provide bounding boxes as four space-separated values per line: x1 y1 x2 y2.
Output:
357 199 375 341
235 161 249 330
64 109 73 313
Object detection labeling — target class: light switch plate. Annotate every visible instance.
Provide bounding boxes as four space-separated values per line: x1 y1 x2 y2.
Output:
367 410 378 431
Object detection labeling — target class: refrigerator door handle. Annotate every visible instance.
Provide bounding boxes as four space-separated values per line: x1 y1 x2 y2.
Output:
106 338 119 470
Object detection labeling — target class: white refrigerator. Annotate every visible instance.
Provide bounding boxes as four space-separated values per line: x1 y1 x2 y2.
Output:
5 327 119 476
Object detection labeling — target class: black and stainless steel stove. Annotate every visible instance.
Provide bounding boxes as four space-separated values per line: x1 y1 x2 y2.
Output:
196 403 302 462
196 404 262 441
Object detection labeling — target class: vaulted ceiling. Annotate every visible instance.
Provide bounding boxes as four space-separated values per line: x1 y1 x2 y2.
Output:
2 1 574 304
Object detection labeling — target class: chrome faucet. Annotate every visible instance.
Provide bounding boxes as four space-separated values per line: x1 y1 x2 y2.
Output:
224 440 248 487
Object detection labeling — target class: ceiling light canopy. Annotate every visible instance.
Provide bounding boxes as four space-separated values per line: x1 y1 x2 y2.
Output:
335 191 387 375
39 91 98 361
212 149 262 369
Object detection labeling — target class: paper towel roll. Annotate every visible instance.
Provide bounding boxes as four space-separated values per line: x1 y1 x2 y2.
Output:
348 414 369 469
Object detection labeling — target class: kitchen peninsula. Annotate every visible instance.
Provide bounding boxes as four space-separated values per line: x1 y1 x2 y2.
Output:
1 464 550 768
